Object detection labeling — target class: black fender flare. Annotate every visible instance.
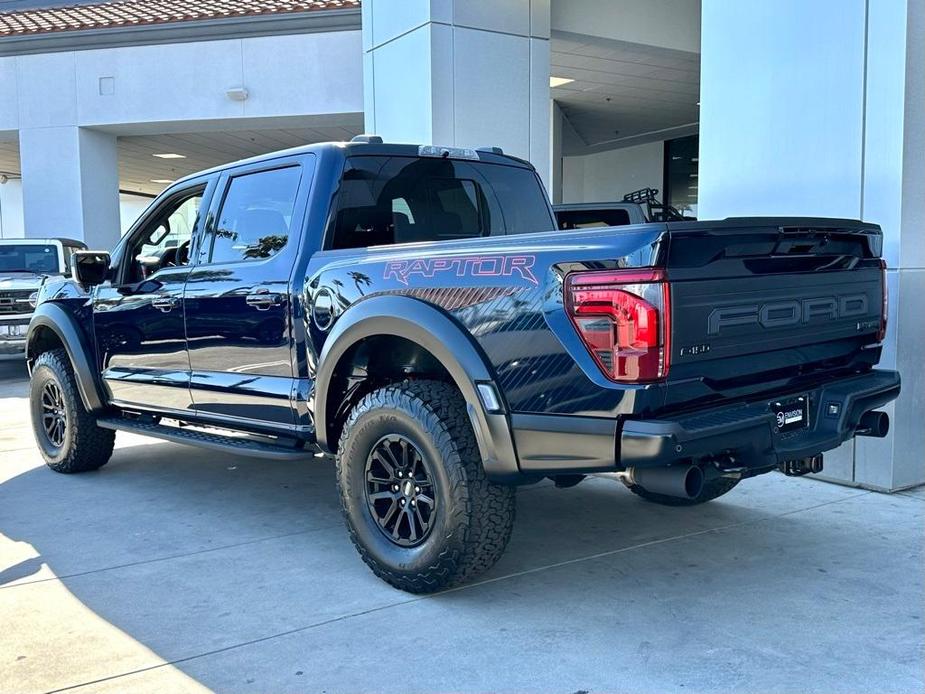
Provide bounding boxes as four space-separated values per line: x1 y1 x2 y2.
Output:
313 295 522 482
27 303 105 412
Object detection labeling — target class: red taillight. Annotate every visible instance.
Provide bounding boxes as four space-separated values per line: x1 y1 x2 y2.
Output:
878 259 888 342
565 269 670 382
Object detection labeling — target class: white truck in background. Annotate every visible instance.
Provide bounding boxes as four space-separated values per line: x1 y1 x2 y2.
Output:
0 238 86 358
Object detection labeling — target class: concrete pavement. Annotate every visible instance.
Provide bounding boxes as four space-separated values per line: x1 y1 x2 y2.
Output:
0 360 922 693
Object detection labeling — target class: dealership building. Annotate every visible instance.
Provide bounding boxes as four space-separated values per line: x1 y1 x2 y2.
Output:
0 0 921 491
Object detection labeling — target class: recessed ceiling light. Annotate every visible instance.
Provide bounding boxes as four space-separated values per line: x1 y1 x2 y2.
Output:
150 179 174 184
152 153 185 159
550 76 574 88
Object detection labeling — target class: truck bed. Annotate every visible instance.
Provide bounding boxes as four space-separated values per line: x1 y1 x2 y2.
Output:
307 217 886 419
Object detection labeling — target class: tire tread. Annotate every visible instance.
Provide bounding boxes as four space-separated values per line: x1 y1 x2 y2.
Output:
336 380 515 593
32 348 114 473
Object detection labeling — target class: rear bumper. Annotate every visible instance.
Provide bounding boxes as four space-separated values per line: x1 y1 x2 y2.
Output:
620 369 900 468
509 369 900 476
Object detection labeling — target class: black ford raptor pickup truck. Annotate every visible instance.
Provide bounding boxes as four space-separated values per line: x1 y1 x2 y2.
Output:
26 138 899 592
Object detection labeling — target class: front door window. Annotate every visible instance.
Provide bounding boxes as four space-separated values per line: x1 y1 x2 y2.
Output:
126 190 203 283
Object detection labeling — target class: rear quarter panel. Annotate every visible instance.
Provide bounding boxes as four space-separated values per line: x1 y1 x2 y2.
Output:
302 225 670 417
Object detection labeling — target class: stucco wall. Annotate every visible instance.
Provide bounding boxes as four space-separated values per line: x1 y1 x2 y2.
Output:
561 141 664 203
0 180 154 239
0 31 362 132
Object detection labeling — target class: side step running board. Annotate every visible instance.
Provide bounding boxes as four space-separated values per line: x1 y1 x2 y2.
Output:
97 417 315 461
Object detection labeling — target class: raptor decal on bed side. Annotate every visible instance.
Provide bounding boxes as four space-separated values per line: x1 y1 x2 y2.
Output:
383 255 538 286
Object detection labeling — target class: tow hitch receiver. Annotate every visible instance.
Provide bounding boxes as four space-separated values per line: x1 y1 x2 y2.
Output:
780 455 824 477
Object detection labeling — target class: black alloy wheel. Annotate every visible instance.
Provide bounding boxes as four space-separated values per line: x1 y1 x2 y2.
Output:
40 380 67 449
365 434 437 547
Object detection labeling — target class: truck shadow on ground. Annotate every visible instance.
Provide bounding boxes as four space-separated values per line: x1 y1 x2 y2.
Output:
2 437 911 692
0 439 776 589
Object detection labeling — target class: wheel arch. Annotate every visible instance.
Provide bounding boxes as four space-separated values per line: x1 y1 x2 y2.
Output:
27 303 105 412
314 295 522 482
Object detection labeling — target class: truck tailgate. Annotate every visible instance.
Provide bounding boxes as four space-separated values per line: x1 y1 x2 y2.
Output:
663 218 885 409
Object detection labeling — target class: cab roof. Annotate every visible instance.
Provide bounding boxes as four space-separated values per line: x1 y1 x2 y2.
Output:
174 140 534 187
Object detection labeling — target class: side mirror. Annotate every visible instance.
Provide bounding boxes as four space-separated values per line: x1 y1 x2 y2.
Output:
72 251 111 288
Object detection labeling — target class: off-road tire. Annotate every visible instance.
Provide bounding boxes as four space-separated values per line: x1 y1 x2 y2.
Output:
336 380 515 593
30 349 115 473
627 474 740 506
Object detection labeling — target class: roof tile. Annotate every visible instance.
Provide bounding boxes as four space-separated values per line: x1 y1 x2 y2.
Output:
0 0 359 36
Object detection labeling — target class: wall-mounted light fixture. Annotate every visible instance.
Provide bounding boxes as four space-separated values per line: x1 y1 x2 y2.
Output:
226 87 249 101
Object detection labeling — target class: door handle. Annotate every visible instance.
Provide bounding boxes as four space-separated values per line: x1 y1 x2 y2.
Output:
245 292 284 311
151 296 179 312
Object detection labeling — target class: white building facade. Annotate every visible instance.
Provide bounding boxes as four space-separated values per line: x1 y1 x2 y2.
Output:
0 0 921 490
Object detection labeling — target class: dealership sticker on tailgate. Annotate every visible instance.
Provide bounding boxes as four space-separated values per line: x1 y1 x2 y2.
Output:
772 395 809 433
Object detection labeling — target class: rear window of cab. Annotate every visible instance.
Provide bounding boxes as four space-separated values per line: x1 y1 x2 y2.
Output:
326 156 556 250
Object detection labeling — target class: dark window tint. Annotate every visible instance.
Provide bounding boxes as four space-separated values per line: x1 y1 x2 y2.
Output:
327 156 555 250
209 166 302 263
472 163 556 237
556 208 631 230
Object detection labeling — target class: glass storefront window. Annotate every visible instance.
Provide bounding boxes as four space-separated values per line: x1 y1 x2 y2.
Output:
664 135 699 219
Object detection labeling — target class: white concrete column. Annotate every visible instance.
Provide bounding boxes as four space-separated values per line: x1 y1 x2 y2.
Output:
0 179 25 239
699 0 924 491
550 100 564 204
19 126 121 250
362 0 552 189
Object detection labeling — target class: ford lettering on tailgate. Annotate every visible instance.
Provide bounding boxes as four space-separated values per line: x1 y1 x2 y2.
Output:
707 294 869 336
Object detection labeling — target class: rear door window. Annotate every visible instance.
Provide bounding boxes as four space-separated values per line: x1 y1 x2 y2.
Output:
207 166 302 263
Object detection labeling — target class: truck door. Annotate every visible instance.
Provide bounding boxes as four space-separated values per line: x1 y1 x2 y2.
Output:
184 155 313 426
94 177 215 412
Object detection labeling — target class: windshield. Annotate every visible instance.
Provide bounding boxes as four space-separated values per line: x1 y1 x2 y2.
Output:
0 244 60 273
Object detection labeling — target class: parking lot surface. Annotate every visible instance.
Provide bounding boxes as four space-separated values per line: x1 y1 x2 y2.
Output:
0 360 922 694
